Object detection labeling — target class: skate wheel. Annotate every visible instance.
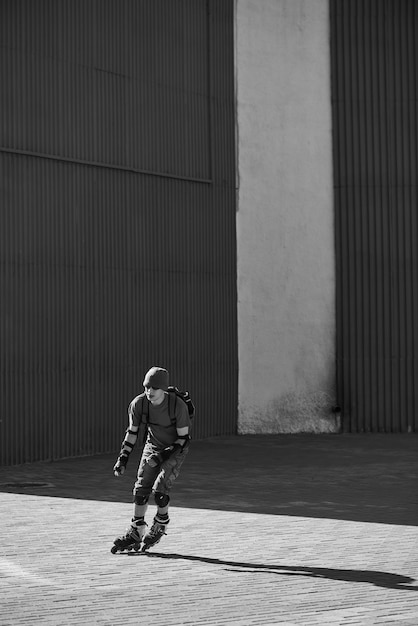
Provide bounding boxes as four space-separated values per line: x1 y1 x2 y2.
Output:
111 546 118 554
134 545 141 552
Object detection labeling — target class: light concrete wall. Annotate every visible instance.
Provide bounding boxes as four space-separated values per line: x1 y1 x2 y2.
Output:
236 0 337 433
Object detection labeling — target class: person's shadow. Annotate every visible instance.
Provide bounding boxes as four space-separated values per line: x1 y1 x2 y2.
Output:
133 551 417 590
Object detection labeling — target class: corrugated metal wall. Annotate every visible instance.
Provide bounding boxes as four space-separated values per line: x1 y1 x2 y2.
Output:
0 0 237 465
331 0 418 432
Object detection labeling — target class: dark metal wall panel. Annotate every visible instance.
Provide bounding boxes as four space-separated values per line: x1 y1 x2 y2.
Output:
1 0 216 181
0 0 237 464
331 0 418 432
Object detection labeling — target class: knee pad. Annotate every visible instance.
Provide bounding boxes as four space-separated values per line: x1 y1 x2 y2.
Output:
133 494 149 505
154 491 170 508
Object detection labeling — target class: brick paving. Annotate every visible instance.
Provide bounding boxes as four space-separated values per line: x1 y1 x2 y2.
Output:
0 434 417 625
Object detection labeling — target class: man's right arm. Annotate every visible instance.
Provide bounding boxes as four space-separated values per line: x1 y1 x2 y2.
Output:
113 401 140 476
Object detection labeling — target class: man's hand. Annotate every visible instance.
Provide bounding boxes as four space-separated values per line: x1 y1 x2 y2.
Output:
147 450 168 468
147 444 182 468
113 454 128 476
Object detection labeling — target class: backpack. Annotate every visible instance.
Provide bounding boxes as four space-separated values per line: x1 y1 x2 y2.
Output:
140 386 195 426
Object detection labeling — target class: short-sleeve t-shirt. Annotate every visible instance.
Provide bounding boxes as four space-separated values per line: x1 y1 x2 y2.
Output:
129 392 190 449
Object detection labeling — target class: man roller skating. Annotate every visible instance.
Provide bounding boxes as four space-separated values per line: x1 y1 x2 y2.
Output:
111 366 191 553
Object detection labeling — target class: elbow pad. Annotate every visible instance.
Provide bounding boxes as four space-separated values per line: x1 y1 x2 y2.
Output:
177 434 190 442
119 428 138 456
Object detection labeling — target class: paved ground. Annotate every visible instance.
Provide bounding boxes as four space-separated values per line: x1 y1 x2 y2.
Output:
0 433 417 625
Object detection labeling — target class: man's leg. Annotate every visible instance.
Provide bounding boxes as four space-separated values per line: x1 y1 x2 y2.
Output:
112 444 162 553
142 445 189 549
154 491 170 524
132 443 160 527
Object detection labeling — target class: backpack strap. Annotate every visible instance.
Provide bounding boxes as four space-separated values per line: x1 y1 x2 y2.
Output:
140 394 150 424
137 395 150 445
168 391 177 426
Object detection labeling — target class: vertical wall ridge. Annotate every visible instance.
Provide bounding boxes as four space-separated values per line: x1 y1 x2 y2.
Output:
332 0 418 432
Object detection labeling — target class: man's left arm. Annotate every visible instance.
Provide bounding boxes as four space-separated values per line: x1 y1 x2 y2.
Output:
175 426 190 448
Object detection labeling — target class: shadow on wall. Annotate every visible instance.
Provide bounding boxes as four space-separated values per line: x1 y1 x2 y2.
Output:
239 390 340 434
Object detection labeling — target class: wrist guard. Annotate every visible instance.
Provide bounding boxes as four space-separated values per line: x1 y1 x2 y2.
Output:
163 443 182 459
113 453 129 475
118 453 129 467
149 443 182 466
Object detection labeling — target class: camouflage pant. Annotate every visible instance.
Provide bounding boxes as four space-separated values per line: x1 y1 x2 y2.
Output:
133 441 189 497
